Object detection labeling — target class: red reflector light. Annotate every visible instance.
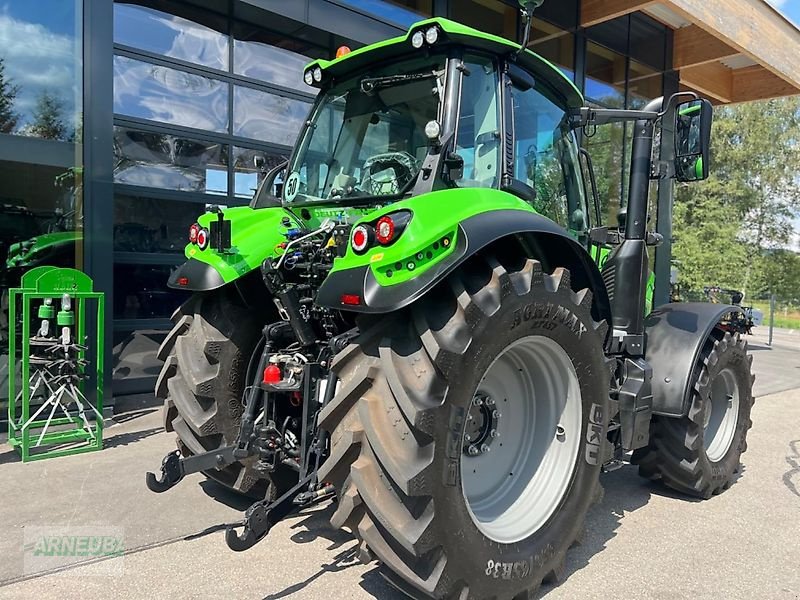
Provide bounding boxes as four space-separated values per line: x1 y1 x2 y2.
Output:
375 216 395 245
351 225 371 253
197 228 209 250
177 277 189 287
263 364 282 384
336 46 351 58
189 223 200 243
341 294 361 306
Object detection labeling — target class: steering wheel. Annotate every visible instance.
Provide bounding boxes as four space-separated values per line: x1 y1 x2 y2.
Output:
359 151 419 196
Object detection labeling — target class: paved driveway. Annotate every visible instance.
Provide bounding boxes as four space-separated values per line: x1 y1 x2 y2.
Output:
0 330 798 600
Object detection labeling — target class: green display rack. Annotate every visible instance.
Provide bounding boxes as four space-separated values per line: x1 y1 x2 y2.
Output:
7 266 104 461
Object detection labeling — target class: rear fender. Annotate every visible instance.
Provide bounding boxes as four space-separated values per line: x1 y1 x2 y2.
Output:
317 189 611 325
645 302 734 417
168 206 301 292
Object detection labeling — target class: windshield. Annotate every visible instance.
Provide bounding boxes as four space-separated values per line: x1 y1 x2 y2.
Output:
283 56 445 204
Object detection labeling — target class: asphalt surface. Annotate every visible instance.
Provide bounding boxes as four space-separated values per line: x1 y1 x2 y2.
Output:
0 327 798 600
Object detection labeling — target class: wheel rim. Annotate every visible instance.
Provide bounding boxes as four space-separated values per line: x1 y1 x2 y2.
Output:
704 367 740 462
460 335 582 544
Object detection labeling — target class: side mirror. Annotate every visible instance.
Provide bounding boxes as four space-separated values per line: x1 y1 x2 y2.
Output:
674 98 712 182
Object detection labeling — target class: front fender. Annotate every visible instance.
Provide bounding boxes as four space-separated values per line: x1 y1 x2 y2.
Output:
645 302 736 417
317 189 610 323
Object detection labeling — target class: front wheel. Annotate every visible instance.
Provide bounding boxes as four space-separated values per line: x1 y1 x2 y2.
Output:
318 253 609 599
632 331 754 498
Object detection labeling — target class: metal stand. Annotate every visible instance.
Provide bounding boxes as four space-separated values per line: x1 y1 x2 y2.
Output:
7 267 104 462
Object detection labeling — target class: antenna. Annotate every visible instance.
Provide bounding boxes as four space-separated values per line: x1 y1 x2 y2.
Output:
517 0 544 56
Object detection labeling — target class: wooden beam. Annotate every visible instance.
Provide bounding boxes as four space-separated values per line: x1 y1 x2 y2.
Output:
665 0 800 90
732 65 800 103
673 25 740 69
680 62 733 103
581 0 656 28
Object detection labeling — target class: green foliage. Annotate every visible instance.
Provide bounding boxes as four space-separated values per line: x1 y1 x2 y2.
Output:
672 96 800 298
0 56 20 134
26 91 68 140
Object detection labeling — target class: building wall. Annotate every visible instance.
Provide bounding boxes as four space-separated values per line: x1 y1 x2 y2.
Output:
0 0 676 401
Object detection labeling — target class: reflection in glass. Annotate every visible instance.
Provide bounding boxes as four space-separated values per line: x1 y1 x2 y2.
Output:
233 147 287 199
233 87 310 145
114 195 207 254
627 60 662 109
234 41 311 91
114 55 228 132
114 3 228 71
0 160 83 402
113 263 189 319
336 0 432 26
585 42 625 108
529 18 575 81
0 0 82 138
113 126 228 194
457 1 517 39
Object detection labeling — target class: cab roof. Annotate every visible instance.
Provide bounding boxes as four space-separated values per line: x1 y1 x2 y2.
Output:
305 17 584 110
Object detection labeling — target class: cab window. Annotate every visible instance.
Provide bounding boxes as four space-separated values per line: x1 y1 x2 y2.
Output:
510 81 589 234
454 56 501 189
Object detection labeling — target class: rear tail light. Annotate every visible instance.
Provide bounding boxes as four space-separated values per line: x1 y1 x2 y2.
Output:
189 223 200 243
375 216 395 245
351 211 412 254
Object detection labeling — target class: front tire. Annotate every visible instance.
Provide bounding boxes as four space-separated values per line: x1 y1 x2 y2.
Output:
319 253 609 599
632 331 754 498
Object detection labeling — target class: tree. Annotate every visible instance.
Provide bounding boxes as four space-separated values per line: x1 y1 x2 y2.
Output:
27 91 68 140
672 96 800 295
0 56 20 134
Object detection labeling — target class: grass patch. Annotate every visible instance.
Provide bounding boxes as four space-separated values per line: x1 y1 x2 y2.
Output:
751 301 800 330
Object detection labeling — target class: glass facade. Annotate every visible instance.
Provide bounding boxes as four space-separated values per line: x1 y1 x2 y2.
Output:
110 1 327 388
0 0 84 405
0 0 675 400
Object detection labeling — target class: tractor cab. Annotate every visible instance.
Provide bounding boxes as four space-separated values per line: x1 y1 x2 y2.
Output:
255 19 591 241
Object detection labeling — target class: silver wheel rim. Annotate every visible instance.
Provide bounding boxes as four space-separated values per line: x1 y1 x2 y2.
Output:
704 367 740 462
460 335 582 544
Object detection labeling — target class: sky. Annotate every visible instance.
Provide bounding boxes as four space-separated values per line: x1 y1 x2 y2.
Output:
766 0 800 25
0 2 81 131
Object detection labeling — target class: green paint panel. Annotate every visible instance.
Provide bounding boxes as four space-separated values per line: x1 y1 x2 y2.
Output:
185 205 379 284
329 187 536 284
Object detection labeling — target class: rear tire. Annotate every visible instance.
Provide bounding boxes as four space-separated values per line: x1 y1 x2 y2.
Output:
632 331 754 498
155 288 290 498
319 253 609 599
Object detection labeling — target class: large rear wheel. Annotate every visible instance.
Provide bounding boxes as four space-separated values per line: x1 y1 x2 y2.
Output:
319 253 609 599
155 288 292 498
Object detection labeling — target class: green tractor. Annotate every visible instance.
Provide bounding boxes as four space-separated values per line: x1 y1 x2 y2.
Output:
147 6 754 598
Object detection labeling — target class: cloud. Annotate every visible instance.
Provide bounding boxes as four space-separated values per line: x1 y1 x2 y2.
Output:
0 11 80 130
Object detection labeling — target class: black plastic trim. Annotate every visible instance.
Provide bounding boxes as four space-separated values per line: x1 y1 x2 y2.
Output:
167 258 226 291
645 302 736 417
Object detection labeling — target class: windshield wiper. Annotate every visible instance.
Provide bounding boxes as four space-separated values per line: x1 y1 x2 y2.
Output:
360 69 444 94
